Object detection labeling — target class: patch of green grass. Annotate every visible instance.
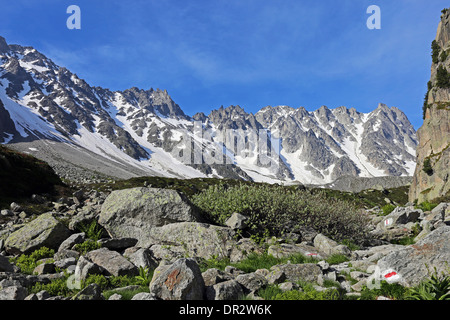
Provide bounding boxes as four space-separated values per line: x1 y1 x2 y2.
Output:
381 204 396 216
199 252 318 273
416 201 438 212
30 272 150 299
325 254 350 265
10 247 55 274
390 236 416 246
340 239 360 251
360 281 410 300
255 285 284 300
30 272 75 297
272 283 342 300
233 252 316 273
73 239 102 254
103 287 150 300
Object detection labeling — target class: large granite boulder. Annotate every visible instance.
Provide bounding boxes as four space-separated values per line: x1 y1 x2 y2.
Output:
144 222 237 260
98 187 201 241
5 212 71 254
377 226 450 287
149 258 205 300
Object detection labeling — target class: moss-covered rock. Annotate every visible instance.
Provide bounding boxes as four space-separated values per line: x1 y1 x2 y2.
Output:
5 212 71 254
98 187 202 241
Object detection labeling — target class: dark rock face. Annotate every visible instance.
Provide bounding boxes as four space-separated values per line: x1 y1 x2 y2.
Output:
0 145 63 200
0 99 18 143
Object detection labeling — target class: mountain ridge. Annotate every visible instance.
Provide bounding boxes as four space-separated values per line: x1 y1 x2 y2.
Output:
0 36 418 186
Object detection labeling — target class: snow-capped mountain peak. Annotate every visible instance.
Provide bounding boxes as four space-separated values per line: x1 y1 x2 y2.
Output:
0 37 417 184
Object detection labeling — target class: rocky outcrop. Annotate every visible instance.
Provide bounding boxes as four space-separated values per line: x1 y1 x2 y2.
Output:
409 9 450 203
98 187 202 241
142 222 238 260
149 258 205 300
84 248 139 277
377 226 450 287
4 212 71 254
1 182 450 301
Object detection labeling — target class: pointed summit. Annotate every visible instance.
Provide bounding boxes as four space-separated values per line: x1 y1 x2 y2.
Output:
0 36 10 54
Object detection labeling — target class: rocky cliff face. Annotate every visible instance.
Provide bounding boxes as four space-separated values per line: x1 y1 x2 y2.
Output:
409 9 450 203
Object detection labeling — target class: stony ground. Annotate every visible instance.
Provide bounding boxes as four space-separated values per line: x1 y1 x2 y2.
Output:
0 185 449 300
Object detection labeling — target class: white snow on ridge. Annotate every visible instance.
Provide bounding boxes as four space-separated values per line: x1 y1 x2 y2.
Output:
19 60 50 73
281 148 326 185
0 79 64 141
112 103 207 179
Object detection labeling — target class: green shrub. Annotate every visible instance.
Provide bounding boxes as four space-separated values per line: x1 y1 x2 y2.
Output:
255 285 284 300
436 65 450 88
190 184 370 243
30 273 74 297
407 268 450 300
422 158 433 176
78 220 104 241
417 201 438 212
233 252 315 273
73 239 102 254
360 281 409 300
199 256 232 272
432 40 441 64
325 254 350 265
273 285 341 300
440 50 448 62
12 247 55 274
135 266 153 286
340 239 360 251
103 287 150 300
199 251 317 274
82 274 110 291
110 274 141 288
381 204 396 216
82 274 140 292
391 236 416 246
423 81 432 120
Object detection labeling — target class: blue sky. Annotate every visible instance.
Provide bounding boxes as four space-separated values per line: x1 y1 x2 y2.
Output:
0 1 448 129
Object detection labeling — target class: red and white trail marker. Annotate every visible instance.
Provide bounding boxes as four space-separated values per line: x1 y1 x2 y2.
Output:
384 218 393 227
382 269 401 283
